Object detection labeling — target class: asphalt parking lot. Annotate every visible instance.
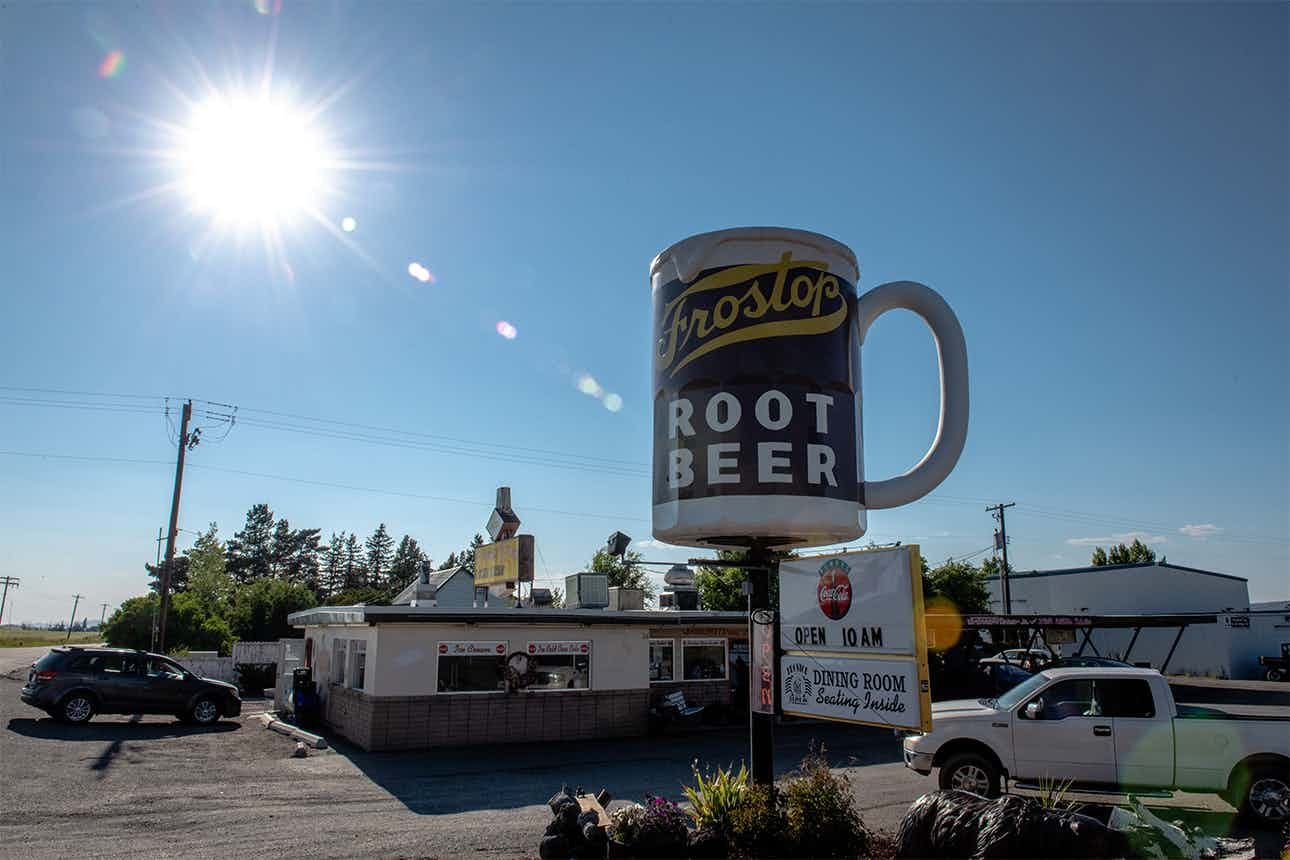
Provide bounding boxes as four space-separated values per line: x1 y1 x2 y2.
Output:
1 646 1282 859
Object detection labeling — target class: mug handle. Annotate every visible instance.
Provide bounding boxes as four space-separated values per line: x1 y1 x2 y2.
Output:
854 281 969 510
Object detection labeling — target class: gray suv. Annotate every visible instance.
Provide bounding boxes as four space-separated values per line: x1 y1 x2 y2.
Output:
20 646 241 725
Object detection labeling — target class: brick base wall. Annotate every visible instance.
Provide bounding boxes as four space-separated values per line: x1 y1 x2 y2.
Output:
324 687 651 752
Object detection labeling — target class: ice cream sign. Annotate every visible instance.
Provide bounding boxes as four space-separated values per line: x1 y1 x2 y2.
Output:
778 546 931 732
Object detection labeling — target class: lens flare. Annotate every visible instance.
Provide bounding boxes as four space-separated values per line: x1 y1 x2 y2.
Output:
98 50 125 79
253 0 283 15
407 262 433 283
923 597 963 652
340 216 356 233
603 393 623 412
496 320 518 340
576 374 602 397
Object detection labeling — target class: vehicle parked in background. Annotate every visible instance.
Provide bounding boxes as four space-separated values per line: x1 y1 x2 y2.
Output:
1258 643 1289 682
979 662 1035 696
20 646 241 725
979 648 1052 669
1044 656 1132 670
902 667 1290 828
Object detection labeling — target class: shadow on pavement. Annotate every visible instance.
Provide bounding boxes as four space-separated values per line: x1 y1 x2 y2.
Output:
6 716 239 742
330 720 901 816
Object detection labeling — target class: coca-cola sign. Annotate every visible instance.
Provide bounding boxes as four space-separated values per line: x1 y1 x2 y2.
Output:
816 559 853 621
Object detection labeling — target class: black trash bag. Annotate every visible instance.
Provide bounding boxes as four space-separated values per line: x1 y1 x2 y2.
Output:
896 790 1130 859
544 819 565 838
550 784 577 816
539 834 571 860
557 800 582 836
577 810 601 830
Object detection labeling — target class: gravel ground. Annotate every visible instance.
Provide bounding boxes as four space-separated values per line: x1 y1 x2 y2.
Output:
2 646 1283 858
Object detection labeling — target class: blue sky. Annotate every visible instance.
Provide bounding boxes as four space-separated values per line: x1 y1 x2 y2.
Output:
1 2 1286 623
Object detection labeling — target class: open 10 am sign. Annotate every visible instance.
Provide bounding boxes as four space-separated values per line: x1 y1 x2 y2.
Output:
778 546 932 732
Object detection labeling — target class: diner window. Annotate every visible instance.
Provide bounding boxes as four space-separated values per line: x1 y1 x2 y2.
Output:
649 639 675 682
332 639 347 686
437 641 506 693
348 640 367 691
682 638 728 681
527 642 591 691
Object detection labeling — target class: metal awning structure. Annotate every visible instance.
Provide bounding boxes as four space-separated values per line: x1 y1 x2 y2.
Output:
927 612 1220 674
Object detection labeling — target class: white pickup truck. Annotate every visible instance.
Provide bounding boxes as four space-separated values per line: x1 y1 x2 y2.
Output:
902 667 1290 826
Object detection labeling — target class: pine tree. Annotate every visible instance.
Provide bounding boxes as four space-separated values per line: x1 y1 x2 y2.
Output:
439 551 458 570
365 524 395 586
322 533 346 597
226 503 276 585
344 532 365 590
458 533 485 576
389 535 427 593
270 519 295 579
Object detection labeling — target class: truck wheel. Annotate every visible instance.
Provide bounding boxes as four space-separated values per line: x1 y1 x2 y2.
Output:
938 751 1002 798
1265 667 1285 682
1238 766 1289 828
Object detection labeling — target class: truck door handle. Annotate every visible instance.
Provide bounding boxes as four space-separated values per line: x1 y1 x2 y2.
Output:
1093 725 1112 736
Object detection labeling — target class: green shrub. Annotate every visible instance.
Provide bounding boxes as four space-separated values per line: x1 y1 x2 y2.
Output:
683 761 749 833
780 749 868 858
727 784 786 859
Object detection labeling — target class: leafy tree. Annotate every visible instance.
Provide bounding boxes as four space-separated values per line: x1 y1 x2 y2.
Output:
365 523 395 585
389 535 427 593
694 549 792 610
1091 539 1157 566
322 532 346 597
227 579 318 642
186 523 232 608
328 586 388 607
438 551 459 570
922 559 991 614
102 592 233 655
343 532 365 590
146 556 190 595
226 503 276 584
588 548 656 598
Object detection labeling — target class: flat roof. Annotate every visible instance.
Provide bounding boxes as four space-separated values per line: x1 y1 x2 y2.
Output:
289 605 749 628
983 561 1247 583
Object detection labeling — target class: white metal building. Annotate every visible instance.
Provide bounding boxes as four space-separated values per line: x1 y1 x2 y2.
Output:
985 562 1289 679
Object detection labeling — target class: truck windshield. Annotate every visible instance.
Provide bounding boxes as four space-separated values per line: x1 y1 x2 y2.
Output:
994 672 1050 710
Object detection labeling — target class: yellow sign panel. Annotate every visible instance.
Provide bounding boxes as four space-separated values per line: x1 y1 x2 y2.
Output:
474 534 534 587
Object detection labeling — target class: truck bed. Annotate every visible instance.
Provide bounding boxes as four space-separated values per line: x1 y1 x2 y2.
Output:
1175 703 1290 721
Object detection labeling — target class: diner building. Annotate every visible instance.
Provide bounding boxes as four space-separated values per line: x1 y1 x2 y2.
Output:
288 604 749 751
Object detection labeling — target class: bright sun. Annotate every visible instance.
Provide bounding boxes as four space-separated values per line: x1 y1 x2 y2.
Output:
177 94 331 227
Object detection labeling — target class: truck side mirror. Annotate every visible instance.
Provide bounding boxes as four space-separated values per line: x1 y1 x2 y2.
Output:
1025 700 1043 720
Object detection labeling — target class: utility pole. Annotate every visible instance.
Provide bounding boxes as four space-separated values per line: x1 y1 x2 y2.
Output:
987 502 1016 614
0 576 19 626
99 602 109 630
157 399 197 652
65 593 83 642
0 576 18 625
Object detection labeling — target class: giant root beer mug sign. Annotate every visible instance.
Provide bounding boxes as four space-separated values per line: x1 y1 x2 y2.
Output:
650 227 969 548
778 546 932 732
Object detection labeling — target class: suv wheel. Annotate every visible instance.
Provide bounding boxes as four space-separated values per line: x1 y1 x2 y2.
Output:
938 751 1002 797
60 694 96 725
190 697 220 726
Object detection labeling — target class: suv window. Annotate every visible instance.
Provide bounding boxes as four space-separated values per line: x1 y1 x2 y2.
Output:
35 652 64 671
101 654 141 676
1103 678 1156 718
67 653 111 674
144 657 185 678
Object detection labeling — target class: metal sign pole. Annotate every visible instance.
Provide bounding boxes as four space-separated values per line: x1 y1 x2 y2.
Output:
747 541 775 787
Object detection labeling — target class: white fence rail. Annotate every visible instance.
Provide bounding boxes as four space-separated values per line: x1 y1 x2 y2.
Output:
173 640 292 688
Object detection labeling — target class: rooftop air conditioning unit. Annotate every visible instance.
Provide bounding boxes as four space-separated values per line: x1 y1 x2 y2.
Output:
565 573 609 609
608 587 644 611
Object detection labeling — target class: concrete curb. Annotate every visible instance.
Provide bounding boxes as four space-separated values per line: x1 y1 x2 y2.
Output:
257 713 329 749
